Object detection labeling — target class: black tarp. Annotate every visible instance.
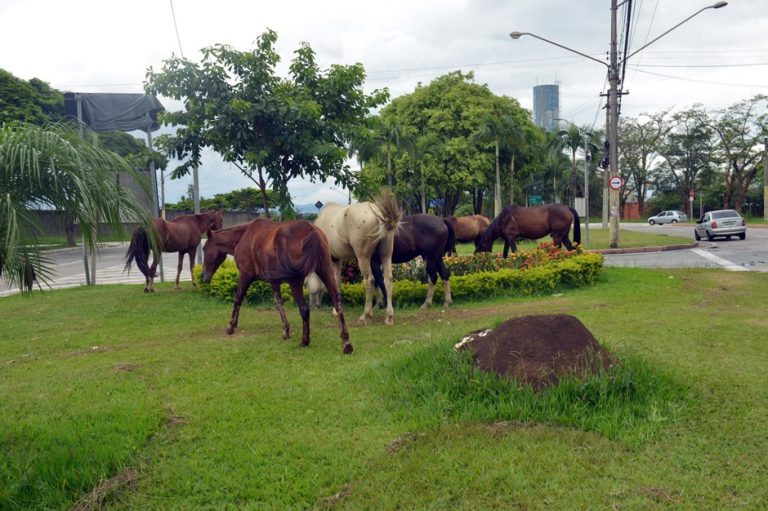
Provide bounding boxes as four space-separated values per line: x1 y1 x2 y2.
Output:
64 92 164 132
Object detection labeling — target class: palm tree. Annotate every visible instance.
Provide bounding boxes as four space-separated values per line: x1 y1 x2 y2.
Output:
473 113 516 217
356 117 413 188
0 122 152 293
410 134 442 213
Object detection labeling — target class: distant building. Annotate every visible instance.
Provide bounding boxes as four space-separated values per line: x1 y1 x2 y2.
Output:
533 84 559 132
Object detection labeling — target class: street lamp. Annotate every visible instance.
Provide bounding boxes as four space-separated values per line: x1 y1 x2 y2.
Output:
555 118 591 247
511 1 727 248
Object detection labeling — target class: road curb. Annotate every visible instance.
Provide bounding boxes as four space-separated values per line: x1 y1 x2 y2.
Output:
588 241 699 255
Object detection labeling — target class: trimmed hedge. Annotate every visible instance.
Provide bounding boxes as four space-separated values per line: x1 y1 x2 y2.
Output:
193 251 604 307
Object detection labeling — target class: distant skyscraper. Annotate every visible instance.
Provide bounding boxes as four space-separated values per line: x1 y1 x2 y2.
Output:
533 84 559 132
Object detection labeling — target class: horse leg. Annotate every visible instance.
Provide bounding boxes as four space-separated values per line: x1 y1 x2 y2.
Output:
436 257 452 307
421 260 438 309
174 252 184 290
315 260 353 355
147 253 159 293
271 282 290 340
357 256 375 325
503 239 510 258
227 274 253 335
188 250 197 287
561 233 574 251
381 255 395 326
289 280 310 347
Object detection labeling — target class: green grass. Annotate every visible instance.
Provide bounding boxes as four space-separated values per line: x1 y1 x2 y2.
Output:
1 268 768 509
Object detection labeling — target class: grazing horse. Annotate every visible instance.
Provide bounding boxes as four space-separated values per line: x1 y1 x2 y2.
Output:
477 204 581 258
448 214 491 253
313 190 402 325
124 210 223 292
201 219 352 354
371 214 455 309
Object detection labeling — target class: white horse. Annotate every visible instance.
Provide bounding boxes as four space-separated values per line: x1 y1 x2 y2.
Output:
312 190 401 325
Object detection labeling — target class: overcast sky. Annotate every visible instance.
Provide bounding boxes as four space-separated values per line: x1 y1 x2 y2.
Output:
2 0 766 206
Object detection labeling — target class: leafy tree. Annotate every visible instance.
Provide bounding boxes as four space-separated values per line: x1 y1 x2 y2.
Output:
166 187 277 215
656 106 716 210
708 95 768 211
619 112 670 216
0 70 64 125
146 30 387 217
0 122 151 293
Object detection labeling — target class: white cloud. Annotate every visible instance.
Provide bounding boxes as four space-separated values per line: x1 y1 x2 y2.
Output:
2 0 766 203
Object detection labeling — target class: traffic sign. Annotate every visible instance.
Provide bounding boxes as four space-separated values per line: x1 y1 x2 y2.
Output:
609 176 623 190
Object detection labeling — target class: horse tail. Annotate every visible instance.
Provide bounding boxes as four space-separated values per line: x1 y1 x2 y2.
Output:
442 218 456 256
569 206 582 245
372 188 403 233
297 224 333 277
123 226 154 278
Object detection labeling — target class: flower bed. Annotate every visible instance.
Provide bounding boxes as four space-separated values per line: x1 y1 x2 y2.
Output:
193 244 604 307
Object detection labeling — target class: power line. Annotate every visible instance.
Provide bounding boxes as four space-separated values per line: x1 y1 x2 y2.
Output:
169 0 186 58
629 67 768 88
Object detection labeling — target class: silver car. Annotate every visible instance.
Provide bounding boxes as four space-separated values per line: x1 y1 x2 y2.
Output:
694 209 746 241
648 210 688 225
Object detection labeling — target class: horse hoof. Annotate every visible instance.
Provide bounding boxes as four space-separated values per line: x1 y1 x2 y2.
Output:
143 288 150 293
282 331 290 340
225 327 235 335
342 342 353 355
385 316 394 326
357 316 369 325
420 302 430 310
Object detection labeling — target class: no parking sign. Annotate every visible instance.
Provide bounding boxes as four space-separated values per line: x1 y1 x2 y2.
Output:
609 176 623 190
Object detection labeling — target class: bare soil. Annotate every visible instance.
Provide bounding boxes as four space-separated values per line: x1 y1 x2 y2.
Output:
458 314 613 390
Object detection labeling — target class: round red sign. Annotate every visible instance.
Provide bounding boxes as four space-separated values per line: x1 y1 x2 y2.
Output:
609 176 623 190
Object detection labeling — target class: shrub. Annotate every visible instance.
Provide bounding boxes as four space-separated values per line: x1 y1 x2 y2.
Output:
195 251 604 307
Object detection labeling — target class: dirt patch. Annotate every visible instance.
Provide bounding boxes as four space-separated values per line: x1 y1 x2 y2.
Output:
387 432 426 454
316 484 352 510
69 468 138 511
456 314 613 390
113 363 141 373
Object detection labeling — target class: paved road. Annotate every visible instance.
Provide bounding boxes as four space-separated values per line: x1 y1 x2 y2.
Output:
0 243 196 297
601 222 768 272
2 223 766 297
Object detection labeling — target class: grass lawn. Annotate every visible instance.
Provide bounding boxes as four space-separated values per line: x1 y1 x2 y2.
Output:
1 267 767 510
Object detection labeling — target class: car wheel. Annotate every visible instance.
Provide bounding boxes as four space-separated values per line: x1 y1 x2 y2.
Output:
706 230 714 241
671 219 678 223
694 230 701 241
739 232 746 240
649 220 655 225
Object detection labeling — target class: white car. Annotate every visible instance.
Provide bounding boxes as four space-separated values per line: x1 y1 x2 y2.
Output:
694 209 746 241
648 210 688 225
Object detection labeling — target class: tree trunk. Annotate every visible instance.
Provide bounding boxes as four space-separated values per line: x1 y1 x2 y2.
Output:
494 140 501 216
386 143 392 188
420 164 426 214
509 154 515 205
258 166 271 218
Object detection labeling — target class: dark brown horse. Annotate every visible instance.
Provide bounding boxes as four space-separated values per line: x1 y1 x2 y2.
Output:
201 219 352 354
477 204 581 257
371 214 455 308
124 210 223 292
448 214 491 253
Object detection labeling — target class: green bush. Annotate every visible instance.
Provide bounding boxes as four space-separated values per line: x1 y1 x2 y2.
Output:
195 252 605 307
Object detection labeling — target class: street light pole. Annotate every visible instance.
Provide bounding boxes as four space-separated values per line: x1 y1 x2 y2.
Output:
510 1 728 248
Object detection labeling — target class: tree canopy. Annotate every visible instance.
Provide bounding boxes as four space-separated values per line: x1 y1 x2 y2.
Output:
145 29 388 217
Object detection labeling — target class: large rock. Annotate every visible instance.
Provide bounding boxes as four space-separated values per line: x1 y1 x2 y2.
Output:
455 314 613 390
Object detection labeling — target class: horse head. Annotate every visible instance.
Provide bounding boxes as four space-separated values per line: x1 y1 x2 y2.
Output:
201 229 228 283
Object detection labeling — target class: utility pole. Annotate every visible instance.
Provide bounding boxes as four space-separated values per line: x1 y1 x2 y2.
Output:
764 136 768 221
608 0 620 248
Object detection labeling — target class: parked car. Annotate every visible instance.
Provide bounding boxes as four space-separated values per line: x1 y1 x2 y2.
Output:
694 209 746 241
648 210 688 225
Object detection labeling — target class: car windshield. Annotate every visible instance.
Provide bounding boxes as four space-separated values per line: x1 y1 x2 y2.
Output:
711 210 740 220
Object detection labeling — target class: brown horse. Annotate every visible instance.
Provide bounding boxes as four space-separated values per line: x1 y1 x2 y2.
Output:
201 219 352 354
448 214 491 253
314 190 401 325
124 210 223 292
371 214 455 309
477 204 581 257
